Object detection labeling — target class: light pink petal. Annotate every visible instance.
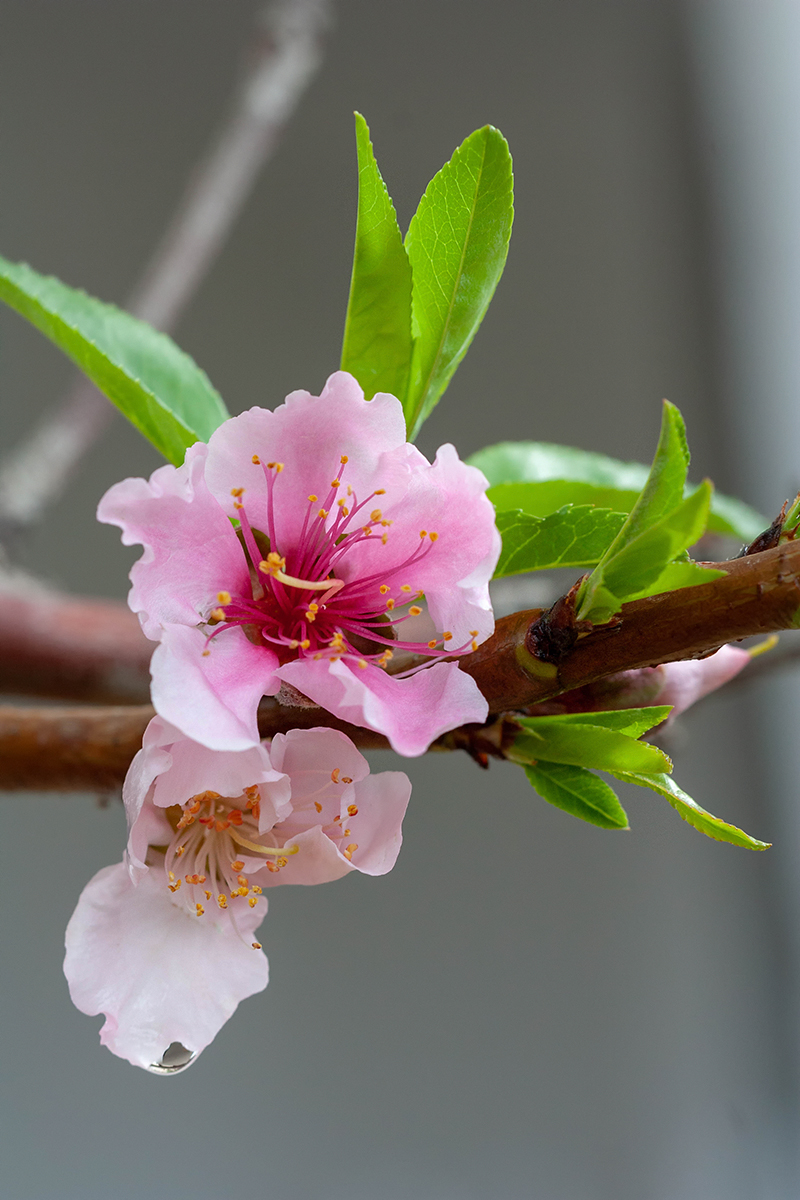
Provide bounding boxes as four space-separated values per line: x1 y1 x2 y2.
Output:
264 728 369 837
339 442 499 646
151 624 279 751
342 770 411 875
260 824 355 886
275 657 487 756
97 443 250 641
64 863 268 1073
203 373 416 547
149 728 289 819
655 645 751 719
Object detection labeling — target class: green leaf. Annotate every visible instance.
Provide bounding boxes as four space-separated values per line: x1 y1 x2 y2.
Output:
524 762 629 830
576 405 719 622
340 114 413 402
611 771 771 850
523 706 672 739
468 440 765 540
594 481 716 607
511 718 672 774
493 505 627 577
0 255 229 464
404 126 513 438
621 559 726 603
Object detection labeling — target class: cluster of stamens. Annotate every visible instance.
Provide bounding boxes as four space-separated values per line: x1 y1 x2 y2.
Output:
205 453 479 673
162 767 362 949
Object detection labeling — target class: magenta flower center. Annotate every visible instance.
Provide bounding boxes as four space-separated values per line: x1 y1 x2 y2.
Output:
208 454 478 670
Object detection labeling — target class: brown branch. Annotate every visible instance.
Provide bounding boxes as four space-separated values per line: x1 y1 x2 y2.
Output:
0 0 332 541
2 540 800 791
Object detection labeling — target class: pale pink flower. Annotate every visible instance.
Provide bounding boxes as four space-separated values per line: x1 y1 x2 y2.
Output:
98 372 500 756
64 718 411 1073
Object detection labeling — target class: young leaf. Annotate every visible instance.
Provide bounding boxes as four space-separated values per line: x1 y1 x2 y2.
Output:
511 718 672 774
524 706 672 739
621 559 725 603
340 113 413 402
468 440 765 541
493 505 626 577
403 126 513 438
0 255 229 464
589 481 719 616
576 405 717 622
611 771 770 850
524 762 629 830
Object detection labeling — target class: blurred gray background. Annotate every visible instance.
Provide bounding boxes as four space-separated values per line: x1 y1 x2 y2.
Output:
0 1 795 1197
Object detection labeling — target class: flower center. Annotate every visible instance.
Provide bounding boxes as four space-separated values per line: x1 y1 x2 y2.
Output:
206 454 479 671
160 767 363 946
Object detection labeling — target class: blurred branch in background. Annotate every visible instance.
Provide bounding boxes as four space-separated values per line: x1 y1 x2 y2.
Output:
0 0 332 546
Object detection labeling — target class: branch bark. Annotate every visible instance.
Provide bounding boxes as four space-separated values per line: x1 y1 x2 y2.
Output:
1 540 799 791
0 0 331 541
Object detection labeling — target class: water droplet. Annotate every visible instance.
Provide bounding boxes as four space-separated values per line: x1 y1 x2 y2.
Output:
148 1042 195 1075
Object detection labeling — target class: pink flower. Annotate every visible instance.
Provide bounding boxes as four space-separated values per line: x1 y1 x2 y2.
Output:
647 644 751 719
64 717 411 1073
98 372 500 756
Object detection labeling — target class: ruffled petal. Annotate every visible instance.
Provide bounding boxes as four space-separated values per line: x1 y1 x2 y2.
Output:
64 864 268 1073
275 657 488 756
150 624 279 751
97 443 250 642
203 373 415 546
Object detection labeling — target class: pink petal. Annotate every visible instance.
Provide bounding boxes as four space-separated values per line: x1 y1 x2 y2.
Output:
203 372 415 546
342 770 411 875
655 645 751 719
150 624 279 750
275 657 488 756
97 443 250 642
338 442 499 646
64 863 268 1073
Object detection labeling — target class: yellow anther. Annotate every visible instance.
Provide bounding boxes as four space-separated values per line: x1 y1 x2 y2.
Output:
300 638 310 649
289 639 299 649
374 488 386 495
195 904 205 916
308 603 319 613
347 804 359 816
248 897 258 908
168 871 175 882
252 454 261 464
382 533 388 544
314 801 323 813
386 598 395 610
308 493 318 502
266 461 284 472
428 640 438 649
339 505 350 517
347 485 353 496
233 503 243 512
175 846 185 857
357 659 368 669
217 895 228 908
237 875 249 887
344 828 351 836
331 768 341 783
381 649 393 660
204 890 212 900
420 529 427 538
231 860 245 871
340 455 349 464
381 520 392 527
400 584 411 592
343 843 358 860
470 630 478 638
371 509 383 522
318 509 328 519
277 856 288 868
472 640 478 651
362 526 372 536
217 591 232 605
252 885 262 895
429 531 439 542
331 480 340 489
409 606 422 616
342 775 353 784
210 607 227 622
231 487 245 498
443 631 453 641
380 584 390 594
252 942 262 950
